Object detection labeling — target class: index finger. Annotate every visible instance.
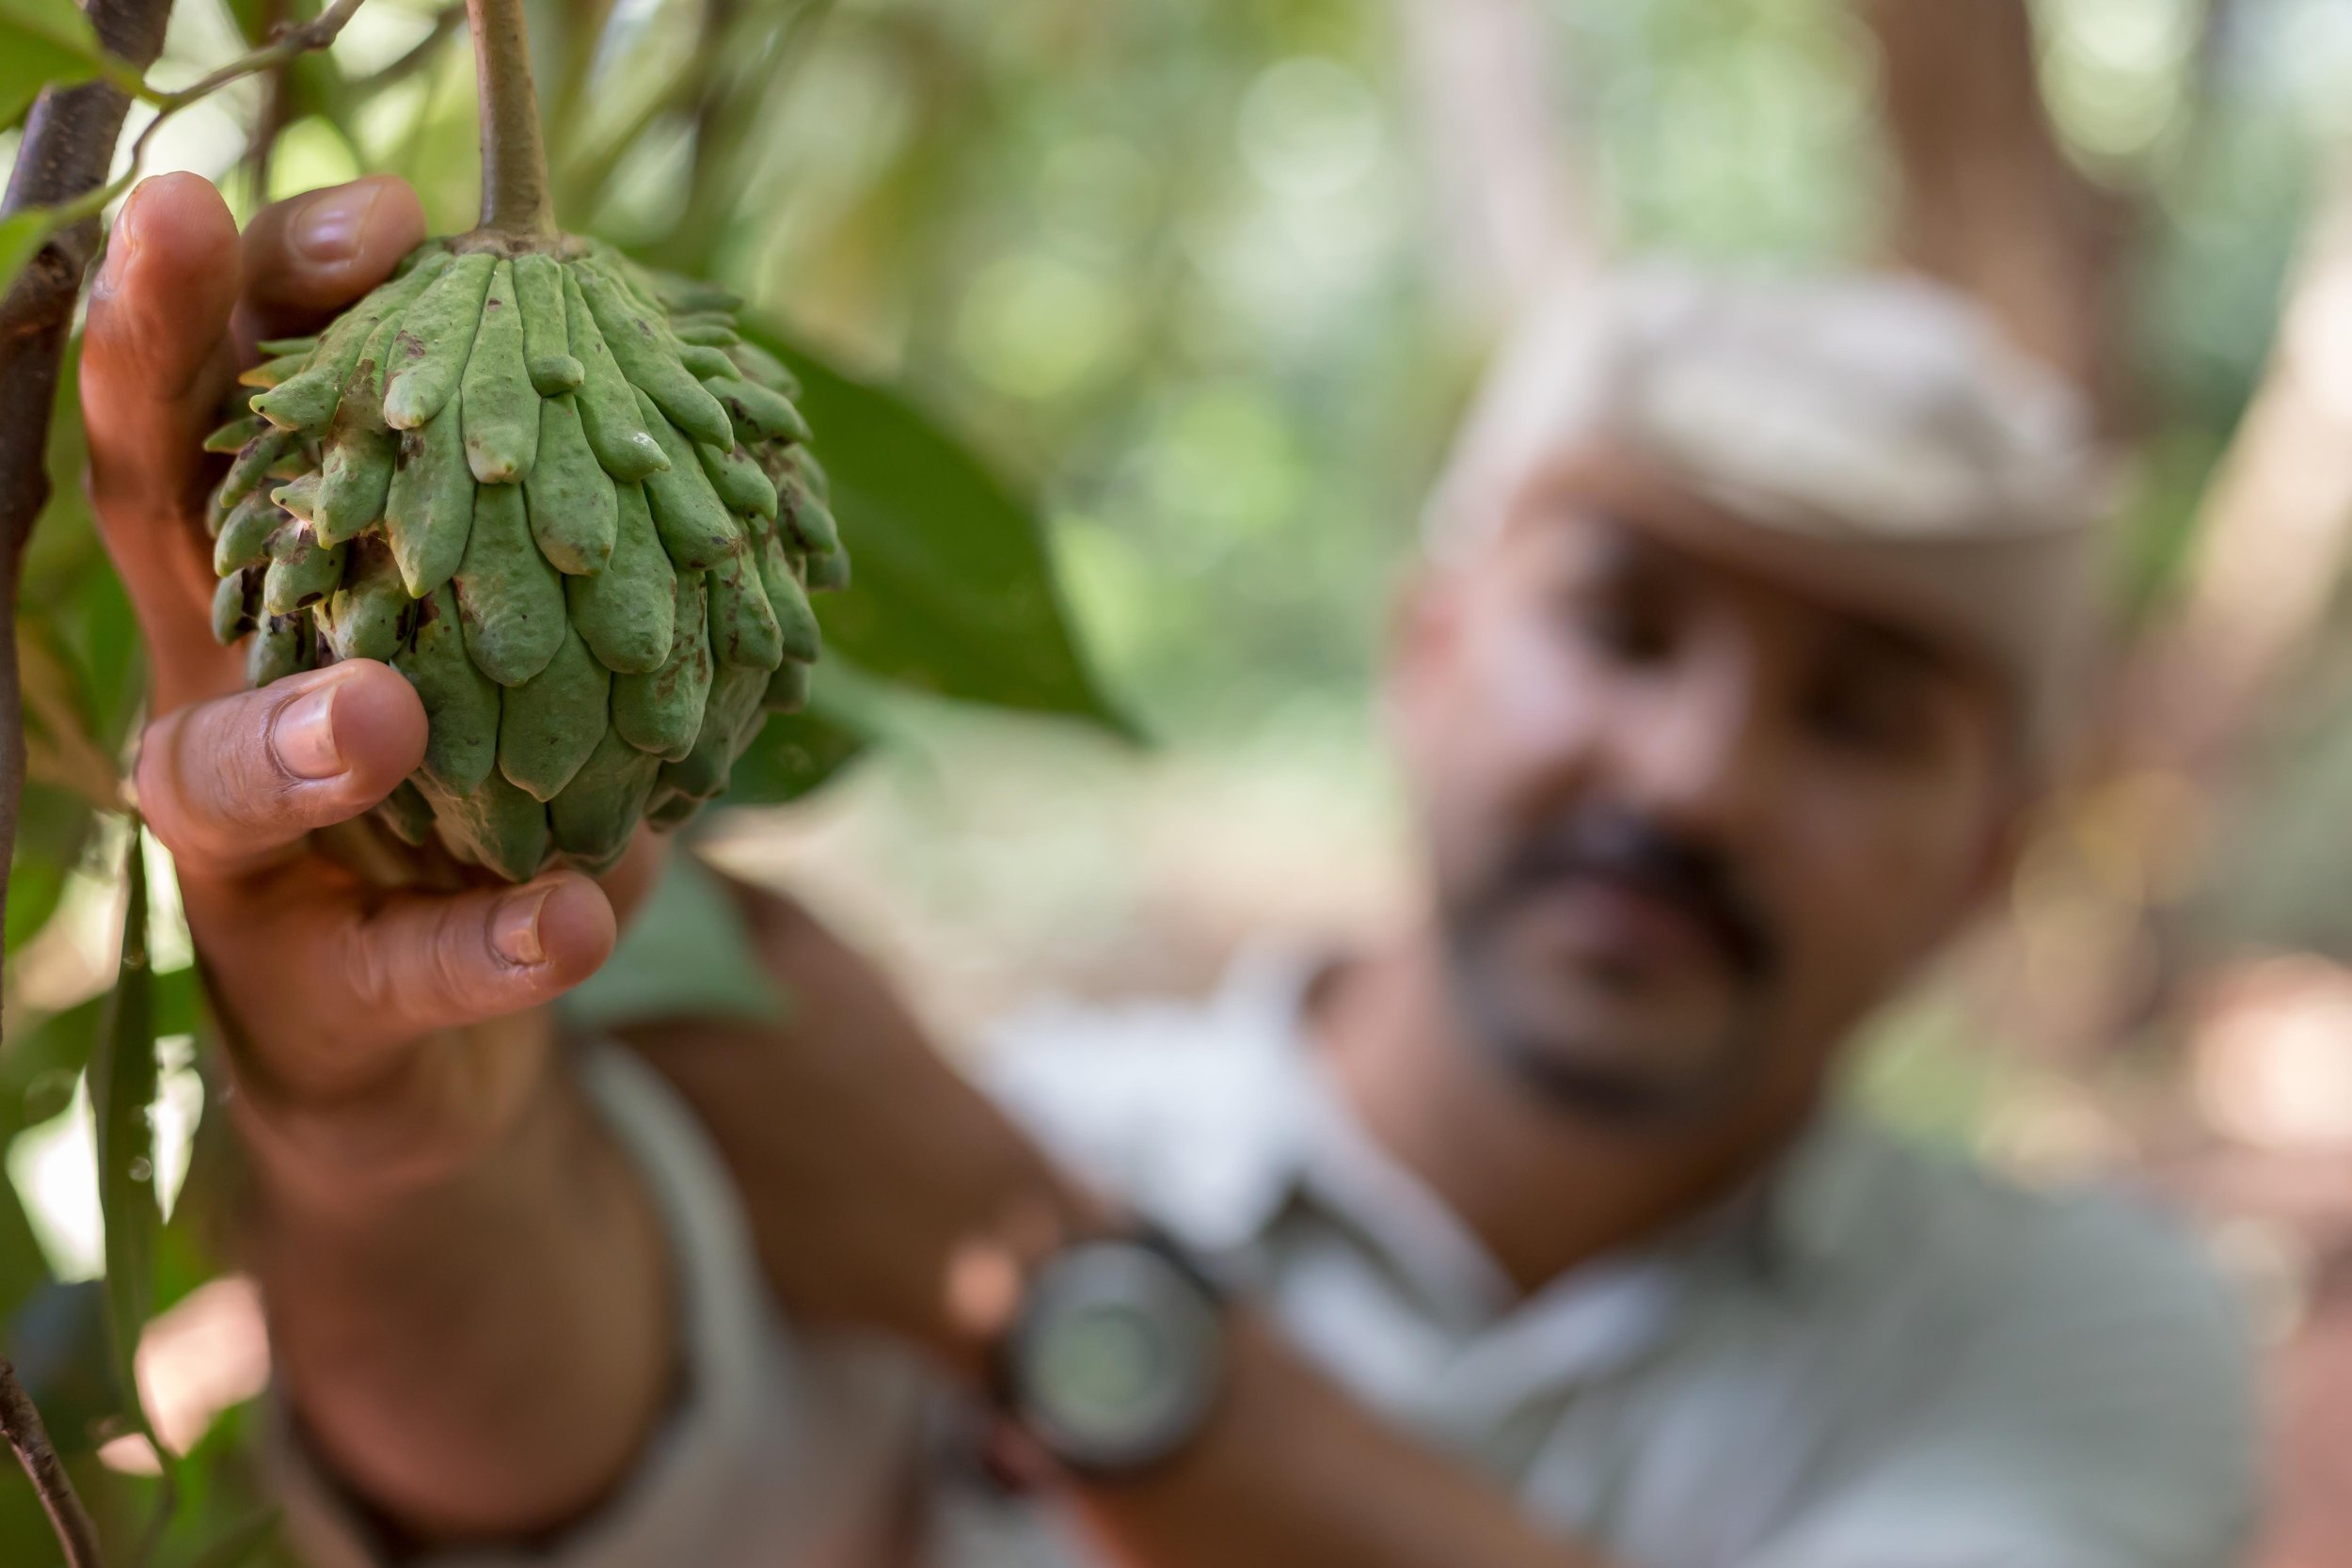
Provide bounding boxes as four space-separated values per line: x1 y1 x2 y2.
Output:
82 172 246 706
83 175 429 715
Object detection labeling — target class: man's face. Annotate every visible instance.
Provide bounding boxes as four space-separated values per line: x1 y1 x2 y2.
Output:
1393 480 2019 1130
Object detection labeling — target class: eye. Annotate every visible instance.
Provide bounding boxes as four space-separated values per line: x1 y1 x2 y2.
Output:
1568 582 1677 668
1804 666 1934 760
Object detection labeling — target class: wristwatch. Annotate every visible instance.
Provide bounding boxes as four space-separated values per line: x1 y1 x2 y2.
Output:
994 1227 1231 1479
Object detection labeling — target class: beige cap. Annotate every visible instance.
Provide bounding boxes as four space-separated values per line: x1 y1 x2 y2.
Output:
1425 267 2111 761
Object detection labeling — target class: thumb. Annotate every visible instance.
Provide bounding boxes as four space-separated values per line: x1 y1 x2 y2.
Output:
82 174 245 693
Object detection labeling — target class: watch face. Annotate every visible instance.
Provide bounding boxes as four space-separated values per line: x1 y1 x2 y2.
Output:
1009 1242 1225 1474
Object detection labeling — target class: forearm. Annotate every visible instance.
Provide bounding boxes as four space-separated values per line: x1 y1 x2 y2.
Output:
647 885 1603 1565
1071 1315 1607 1568
236 1013 675 1544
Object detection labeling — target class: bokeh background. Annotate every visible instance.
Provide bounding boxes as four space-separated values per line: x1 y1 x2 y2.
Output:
8 0 2352 1561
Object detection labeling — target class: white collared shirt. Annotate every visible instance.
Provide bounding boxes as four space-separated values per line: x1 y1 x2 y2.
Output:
281 954 2259 1568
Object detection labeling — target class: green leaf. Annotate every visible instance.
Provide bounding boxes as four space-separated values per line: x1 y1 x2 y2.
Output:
0 0 103 56
1 966 202 1145
184 1508 282 1568
0 1176 53 1323
0 0 109 128
723 705 868 808
8 782 96 953
4 1280 129 1453
0 211 51 300
86 821 160 1449
739 320 1133 736
562 853 787 1031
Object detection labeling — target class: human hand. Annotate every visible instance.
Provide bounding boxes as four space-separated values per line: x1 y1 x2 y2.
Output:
82 172 658 1202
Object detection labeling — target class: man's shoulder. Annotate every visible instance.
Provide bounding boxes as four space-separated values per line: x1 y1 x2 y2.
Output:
1806 1118 2249 1386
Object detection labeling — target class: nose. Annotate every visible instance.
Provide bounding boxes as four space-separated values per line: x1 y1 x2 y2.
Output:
1611 636 1779 847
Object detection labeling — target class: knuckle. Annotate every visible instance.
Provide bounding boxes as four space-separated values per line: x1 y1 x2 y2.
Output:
142 693 306 864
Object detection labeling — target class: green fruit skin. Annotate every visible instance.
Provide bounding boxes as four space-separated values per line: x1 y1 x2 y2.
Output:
723 339 802 399
385 391 474 599
254 334 321 358
314 315 403 546
262 526 345 615
706 375 811 446
212 569 258 644
779 474 841 559
498 626 612 801
524 394 620 574
421 769 551 882
258 251 453 434
788 450 830 502
612 573 712 761
563 267 671 483
660 661 765 800
205 414 267 453
756 530 822 663
761 657 811 714
514 254 584 395
373 780 438 847
455 483 567 686
237 352 309 390
383 252 498 431
576 262 736 449
214 427 297 523
394 584 501 796
566 482 675 673
247 612 309 687
323 541 410 663
707 547 784 672
676 344 737 380
201 241 850 882
213 492 281 575
272 470 324 526
697 440 779 520
803 543 851 593
636 388 742 570
461 260 542 484
549 726 661 863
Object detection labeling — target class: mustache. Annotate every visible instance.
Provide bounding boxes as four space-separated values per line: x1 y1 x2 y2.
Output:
1478 804 1781 982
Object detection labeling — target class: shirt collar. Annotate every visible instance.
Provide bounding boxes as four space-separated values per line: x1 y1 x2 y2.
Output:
1174 946 1878 1306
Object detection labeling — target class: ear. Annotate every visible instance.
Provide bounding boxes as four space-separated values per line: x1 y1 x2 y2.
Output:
1385 563 1461 691
1960 788 2033 913
1381 563 1467 767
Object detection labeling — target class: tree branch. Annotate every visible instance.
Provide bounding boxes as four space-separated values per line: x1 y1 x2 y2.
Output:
0 0 373 339
0 0 177 1014
1862 0 2141 431
355 2 465 97
0 1359 105 1568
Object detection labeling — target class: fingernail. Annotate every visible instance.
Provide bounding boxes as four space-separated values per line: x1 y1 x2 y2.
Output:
293 182 382 263
491 886 553 967
93 196 143 298
272 675 345 780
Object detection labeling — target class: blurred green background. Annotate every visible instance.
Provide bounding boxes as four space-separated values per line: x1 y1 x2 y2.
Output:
9 0 2352 1561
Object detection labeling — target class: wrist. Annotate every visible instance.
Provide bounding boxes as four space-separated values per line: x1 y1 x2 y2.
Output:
230 1005 563 1219
975 1222 1235 1483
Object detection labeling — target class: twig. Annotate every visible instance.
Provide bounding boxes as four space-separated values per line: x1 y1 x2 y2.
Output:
152 0 371 121
0 0 176 1023
356 2 466 96
0 1359 106 1568
464 0 556 235
0 0 374 282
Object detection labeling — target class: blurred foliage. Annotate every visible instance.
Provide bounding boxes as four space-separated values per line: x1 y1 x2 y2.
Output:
6 0 2352 1559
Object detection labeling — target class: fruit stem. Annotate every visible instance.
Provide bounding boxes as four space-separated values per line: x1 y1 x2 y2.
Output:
467 0 557 237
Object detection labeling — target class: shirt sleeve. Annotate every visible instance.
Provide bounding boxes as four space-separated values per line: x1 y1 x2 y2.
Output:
271 1043 929 1568
1742 1201 2260 1568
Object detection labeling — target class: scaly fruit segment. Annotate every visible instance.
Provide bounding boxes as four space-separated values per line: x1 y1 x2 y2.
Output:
199 240 844 879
